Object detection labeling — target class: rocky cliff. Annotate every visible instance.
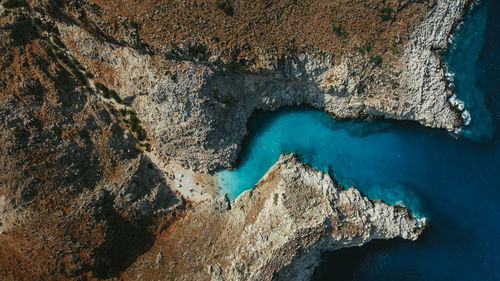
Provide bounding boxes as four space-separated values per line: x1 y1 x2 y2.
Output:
29 0 470 172
0 0 470 279
122 154 426 281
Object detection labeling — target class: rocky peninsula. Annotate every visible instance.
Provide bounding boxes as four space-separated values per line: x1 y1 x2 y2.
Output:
0 0 471 279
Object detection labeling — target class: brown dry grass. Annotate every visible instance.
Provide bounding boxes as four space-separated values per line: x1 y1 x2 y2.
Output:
77 0 434 66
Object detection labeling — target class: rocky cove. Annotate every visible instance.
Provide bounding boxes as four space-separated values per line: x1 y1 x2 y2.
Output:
0 0 497 280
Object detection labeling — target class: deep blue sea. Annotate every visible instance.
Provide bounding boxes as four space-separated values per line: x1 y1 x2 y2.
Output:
216 1 500 280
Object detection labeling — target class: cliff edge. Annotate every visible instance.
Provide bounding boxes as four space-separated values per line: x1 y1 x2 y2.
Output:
0 0 470 279
122 154 426 281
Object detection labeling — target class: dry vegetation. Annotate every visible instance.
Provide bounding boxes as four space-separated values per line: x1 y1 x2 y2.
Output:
59 0 436 66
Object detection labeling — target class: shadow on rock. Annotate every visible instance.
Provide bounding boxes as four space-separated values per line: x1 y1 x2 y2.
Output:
91 206 155 279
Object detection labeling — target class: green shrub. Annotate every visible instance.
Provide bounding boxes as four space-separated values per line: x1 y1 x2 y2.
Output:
216 1 234 16
121 19 141 30
166 71 178 82
84 86 93 94
364 41 372 53
55 50 71 66
109 90 122 103
52 36 66 49
52 49 62 59
380 6 393 22
130 115 139 132
390 44 401 56
70 67 87 85
332 24 348 40
357 82 366 94
369 55 383 67
89 3 101 15
51 25 59 35
32 18 42 27
95 82 110 98
188 44 207 59
135 126 146 141
2 0 27 9
41 22 58 34
129 20 140 29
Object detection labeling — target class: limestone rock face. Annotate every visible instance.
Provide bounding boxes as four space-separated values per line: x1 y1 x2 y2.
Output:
43 0 470 172
400 0 470 129
0 0 469 279
123 154 426 281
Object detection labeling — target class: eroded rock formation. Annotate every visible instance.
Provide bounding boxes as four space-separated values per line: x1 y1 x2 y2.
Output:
0 0 471 279
122 154 426 281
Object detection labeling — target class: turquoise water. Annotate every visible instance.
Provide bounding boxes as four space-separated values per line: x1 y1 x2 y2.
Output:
217 111 426 216
216 1 500 279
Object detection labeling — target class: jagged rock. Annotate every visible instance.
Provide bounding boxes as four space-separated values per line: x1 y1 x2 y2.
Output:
50 0 468 172
122 154 426 281
0 0 470 279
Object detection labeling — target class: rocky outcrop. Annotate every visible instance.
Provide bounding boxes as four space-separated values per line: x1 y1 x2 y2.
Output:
400 0 471 129
0 9 181 279
0 0 471 279
43 0 470 172
123 154 426 281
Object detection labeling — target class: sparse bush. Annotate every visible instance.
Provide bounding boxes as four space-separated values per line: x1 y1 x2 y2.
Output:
89 3 101 15
50 25 59 35
52 49 62 59
121 19 141 30
52 36 66 49
95 82 110 98
2 0 27 9
84 86 94 94
364 41 372 53
109 90 122 103
380 6 393 22
357 82 366 94
332 24 348 40
85 71 94 78
216 1 234 16
188 44 207 59
135 126 146 141
70 67 87 85
42 22 51 31
129 20 140 29
165 71 178 82
390 44 401 56
129 115 139 132
32 18 42 27
369 55 383 67
71 58 80 66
